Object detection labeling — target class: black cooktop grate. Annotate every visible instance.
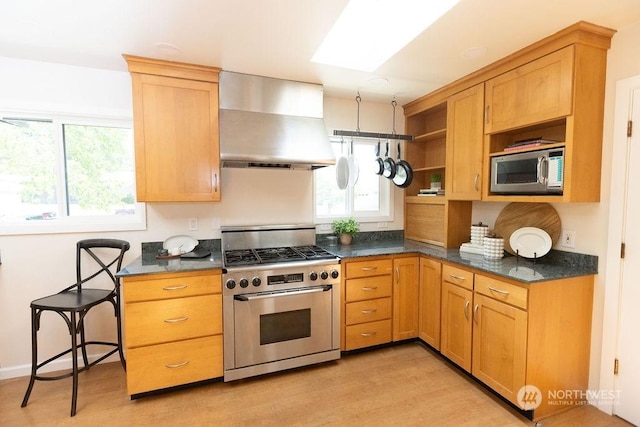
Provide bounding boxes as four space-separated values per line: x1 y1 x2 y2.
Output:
224 245 336 267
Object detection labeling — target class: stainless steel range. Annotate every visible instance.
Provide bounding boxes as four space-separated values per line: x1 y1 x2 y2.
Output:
221 224 341 381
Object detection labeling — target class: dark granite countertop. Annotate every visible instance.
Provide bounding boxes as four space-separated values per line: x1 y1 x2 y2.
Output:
117 235 597 284
317 238 598 284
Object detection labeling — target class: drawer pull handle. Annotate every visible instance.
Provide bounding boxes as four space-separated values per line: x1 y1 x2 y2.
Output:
361 309 377 314
166 361 190 369
488 286 509 295
163 285 188 291
361 266 378 271
449 274 466 281
360 332 377 337
362 286 378 291
164 316 189 323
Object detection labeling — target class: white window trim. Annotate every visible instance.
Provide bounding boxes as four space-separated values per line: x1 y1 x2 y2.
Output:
0 110 146 236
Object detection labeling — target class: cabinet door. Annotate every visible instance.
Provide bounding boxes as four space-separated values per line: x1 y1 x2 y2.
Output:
446 84 484 200
484 46 574 134
131 73 220 202
472 293 527 405
392 257 420 341
418 257 442 349
440 282 473 372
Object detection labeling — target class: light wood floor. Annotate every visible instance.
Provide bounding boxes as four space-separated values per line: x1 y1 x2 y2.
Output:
1 342 631 426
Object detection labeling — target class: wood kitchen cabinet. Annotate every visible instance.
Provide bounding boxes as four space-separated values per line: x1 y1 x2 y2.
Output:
342 257 393 351
439 264 474 372
122 270 223 395
123 55 221 202
403 22 614 240
392 256 420 341
418 257 441 349
445 83 484 200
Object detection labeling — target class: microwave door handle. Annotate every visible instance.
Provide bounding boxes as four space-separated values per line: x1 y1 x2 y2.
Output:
538 157 548 185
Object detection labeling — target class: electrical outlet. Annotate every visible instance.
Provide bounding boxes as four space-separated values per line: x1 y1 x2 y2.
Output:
562 230 576 248
188 218 199 231
319 224 331 231
377 222 388 229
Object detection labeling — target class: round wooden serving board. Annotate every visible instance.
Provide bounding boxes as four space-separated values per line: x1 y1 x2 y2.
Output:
493 202 561 255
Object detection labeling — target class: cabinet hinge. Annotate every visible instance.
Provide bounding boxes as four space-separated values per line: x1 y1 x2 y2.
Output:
614 358 619 375
628 120 633 138
621 242 626 259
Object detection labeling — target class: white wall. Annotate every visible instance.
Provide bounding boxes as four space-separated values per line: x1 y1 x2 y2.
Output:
0 57 404 378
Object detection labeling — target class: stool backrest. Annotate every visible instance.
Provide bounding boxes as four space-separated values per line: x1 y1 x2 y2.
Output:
75 239 130 292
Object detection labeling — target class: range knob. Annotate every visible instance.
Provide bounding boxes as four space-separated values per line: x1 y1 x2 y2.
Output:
320 271 329 280
225 279 236 290
239 278 249 288
330 269 339 279
309 271 318 281
252 277 262 287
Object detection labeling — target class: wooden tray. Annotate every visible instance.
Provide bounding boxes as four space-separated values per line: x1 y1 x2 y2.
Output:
492 202 561 255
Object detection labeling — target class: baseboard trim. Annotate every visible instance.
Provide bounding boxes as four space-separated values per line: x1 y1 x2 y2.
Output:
0 351 121 380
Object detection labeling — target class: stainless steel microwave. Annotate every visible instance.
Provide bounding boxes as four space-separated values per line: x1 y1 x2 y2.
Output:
490 147 564 194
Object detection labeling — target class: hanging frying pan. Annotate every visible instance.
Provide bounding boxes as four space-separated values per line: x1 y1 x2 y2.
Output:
393 143 413 188
347 138 359 186
374 140 384 175
382 140 396 179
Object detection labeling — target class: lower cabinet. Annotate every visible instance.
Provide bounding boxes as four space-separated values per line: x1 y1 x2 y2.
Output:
342 258 393 351
122 270 223 395
440 264 474 372
392 256 420 341
418 257 442 349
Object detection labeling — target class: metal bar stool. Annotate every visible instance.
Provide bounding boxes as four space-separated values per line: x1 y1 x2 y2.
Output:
21 238 130 417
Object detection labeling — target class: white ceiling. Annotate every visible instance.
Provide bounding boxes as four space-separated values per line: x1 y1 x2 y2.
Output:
1 0 640 105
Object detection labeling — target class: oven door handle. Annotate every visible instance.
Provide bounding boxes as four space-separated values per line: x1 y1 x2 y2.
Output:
234 285 332 301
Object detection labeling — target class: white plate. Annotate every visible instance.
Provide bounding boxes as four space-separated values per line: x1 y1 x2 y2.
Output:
163 235 199 253
509 227 552 258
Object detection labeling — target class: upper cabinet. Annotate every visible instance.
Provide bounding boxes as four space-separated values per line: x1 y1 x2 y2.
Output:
123 55 221 202
446 83 484 200
484 47 574 134
403 22 615 247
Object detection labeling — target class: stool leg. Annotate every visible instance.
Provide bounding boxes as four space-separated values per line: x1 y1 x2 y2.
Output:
21 307 38 408
115 289 126 370
79 314 89 368
70 311 78 417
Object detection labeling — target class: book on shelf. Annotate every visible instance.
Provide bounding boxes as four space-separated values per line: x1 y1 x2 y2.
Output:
417 189 445 196
504 137 561 151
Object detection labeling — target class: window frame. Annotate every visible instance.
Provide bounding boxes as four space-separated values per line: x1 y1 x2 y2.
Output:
0 110 146 236
313 137 394 224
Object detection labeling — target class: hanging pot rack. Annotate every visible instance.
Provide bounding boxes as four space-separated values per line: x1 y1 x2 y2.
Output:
333 94 414 141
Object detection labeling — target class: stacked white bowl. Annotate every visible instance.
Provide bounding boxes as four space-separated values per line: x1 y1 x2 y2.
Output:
470 223 489 247
483 236 504 259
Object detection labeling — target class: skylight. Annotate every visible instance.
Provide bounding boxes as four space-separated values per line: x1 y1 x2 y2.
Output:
312 0 460 72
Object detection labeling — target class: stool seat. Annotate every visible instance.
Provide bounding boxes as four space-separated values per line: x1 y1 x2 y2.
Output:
31 289 114 311
21 238 130 417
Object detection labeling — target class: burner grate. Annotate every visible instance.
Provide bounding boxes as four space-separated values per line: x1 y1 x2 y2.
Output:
224 245 337 267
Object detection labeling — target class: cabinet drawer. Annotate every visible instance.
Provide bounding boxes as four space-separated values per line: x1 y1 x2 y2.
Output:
125 294 222 347
345 297 392 325
126 335 222 395
124 272 221 302
345 275 392 302
442 264 474 290
475 275 528 310
345 259 392 279
345 319 392 351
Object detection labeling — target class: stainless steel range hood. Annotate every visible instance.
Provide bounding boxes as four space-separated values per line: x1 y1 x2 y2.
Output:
219 71 335 170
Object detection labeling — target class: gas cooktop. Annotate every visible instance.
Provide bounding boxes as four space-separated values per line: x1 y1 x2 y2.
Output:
223 245 336 267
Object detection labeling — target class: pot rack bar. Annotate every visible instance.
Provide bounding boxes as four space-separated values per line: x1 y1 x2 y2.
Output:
333 129 414 140
333 94 414 141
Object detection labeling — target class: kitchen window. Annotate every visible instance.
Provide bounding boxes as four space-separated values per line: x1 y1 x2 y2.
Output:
0 114 145 235
314 138 393 221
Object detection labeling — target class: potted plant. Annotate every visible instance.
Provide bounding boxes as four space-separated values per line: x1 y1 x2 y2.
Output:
332 217 360 245
430 172 442 190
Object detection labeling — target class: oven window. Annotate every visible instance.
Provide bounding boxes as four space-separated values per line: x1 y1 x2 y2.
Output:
260 309 311 345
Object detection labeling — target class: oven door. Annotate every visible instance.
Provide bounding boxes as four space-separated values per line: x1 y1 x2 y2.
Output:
233 285 333 368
